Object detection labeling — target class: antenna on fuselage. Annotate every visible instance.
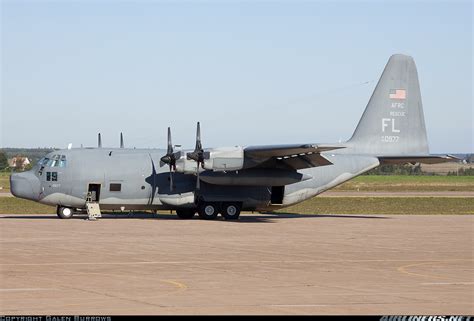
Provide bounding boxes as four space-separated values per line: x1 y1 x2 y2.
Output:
120 132 124 148
98 133 102 148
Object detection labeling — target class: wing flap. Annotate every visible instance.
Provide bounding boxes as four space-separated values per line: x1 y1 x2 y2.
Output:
245 144 344 158
274 153 333 170
243 144 342 170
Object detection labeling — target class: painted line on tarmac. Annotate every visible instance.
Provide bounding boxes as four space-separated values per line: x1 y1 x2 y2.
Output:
61 270 188 294
397 259 471 280
420 282 474 285
161 280 188 292
0 288 56 292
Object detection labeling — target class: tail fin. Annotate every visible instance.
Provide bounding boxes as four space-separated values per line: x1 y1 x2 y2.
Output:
348 54 429 156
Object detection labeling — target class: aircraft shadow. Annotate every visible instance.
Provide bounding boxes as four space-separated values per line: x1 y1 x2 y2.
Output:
235 212 389 223
1 212 389 222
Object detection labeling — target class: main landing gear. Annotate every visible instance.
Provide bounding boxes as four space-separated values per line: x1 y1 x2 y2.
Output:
176 202 242 220
220 202 241 220
198 202 242 220
198 202 219 220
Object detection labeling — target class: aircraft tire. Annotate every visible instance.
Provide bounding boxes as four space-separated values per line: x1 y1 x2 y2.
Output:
221 202 241 220
57 206 74 219
198 202 219 220
176 209 196 219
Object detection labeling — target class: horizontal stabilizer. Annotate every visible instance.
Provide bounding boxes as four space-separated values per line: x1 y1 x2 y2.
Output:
378 155 460 165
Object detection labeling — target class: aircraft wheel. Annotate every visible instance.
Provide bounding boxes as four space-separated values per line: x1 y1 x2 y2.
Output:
176 209 196 219
221 202 241 220
57 206 74 219
198 202 219 220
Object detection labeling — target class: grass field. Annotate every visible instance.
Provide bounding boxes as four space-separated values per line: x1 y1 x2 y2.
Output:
0 197 55 214
333 175 474 192
0 172 10 192
1 196 472 215
277 197 474 215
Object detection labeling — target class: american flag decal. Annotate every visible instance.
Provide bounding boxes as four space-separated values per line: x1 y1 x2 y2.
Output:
389 89 406 100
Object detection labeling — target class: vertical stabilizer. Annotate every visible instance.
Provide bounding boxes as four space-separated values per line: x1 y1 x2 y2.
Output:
349 54 429 156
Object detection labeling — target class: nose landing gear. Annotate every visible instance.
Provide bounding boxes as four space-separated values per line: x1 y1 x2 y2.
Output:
57 206 74 219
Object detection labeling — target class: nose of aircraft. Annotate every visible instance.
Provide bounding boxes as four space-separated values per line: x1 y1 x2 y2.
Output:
10 171 41 201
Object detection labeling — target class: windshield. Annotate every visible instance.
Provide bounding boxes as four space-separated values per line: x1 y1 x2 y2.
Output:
37 154 67 175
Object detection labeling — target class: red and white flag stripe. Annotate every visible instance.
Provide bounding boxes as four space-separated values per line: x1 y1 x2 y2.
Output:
389 89 406 100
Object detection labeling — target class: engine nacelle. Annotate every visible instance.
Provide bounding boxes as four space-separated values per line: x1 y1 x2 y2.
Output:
175 146 244 173
175 156 198 174
203 146 244 171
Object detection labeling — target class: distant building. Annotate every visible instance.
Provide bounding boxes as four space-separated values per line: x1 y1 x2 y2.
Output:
467 154 474 164
8 156 31 170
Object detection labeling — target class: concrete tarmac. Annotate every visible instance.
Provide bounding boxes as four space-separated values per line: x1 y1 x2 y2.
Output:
0 213 472 315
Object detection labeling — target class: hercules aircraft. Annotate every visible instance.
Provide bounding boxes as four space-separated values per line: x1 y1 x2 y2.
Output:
10 54 457 220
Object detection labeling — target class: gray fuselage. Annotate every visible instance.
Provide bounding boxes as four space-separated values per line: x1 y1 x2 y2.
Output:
10 147 379 212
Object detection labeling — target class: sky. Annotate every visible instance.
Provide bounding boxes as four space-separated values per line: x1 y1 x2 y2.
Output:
1 0 472 153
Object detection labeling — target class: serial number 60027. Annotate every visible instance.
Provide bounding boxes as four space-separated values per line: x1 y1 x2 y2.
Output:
381 135 399 143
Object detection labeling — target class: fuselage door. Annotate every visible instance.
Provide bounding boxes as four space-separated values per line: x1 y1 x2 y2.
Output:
87 184 101 202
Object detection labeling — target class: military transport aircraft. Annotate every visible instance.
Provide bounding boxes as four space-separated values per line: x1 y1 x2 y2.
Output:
10 54 457 220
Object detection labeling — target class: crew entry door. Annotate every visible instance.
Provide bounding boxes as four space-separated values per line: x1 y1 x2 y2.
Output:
87 184 101 202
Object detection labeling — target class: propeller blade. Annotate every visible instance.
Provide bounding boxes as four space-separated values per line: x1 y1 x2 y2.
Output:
98 133 102 148
120 132 124 148
196 166 200 190
169 164 174 191
160 126 179 191
161 127 176 166
187 122 204 162
185 122 205 190
167 127 173 155
195 122 202 151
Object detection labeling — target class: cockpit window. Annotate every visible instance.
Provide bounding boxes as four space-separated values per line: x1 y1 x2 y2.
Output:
38 157 48 175
38 158 47 166
43 154 67 167
59 155 67 167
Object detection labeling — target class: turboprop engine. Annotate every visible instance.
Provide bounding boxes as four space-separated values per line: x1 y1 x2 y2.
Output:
161 122 311 190
176 146 244 173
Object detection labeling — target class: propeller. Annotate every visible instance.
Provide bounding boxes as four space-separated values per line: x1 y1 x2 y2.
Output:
186 122 205 190
160 127 179 191
120 132 124 148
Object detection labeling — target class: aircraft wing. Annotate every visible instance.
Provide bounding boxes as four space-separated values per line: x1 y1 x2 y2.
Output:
378 154 461 164
243 144 344 170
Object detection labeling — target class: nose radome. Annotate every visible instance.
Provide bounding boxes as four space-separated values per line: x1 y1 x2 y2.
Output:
10 171 41 201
